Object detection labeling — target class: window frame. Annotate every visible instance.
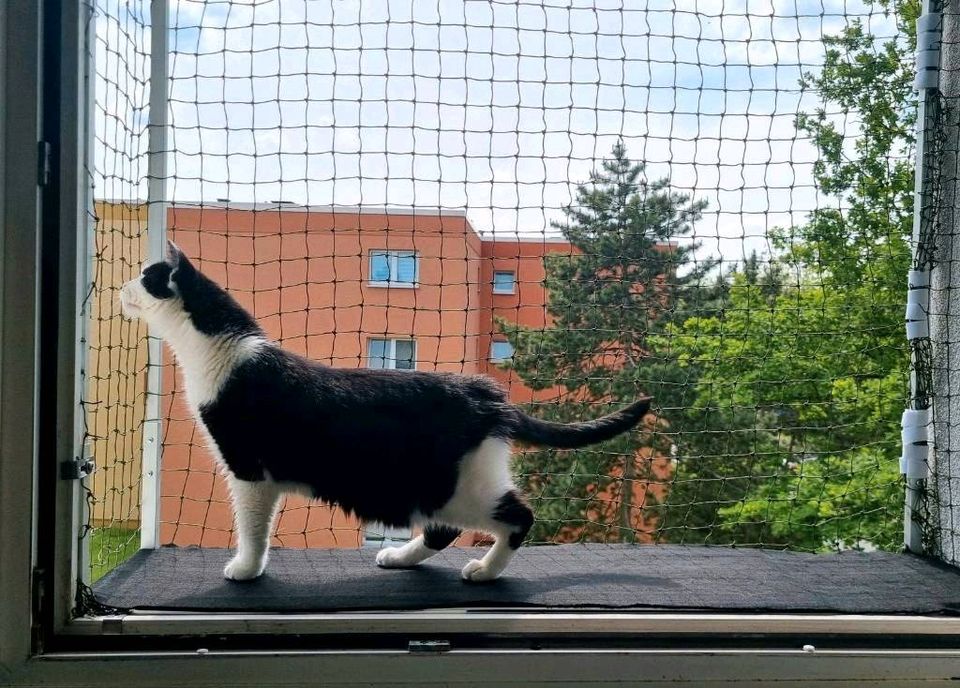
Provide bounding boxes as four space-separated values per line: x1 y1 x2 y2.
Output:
366 337 417 370
492 270 516 294
6 0 960 678
490 339 515 363
368 249 419 288
362 523 413 547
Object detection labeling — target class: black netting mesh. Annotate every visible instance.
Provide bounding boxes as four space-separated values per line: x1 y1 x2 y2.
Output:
80 0 945 586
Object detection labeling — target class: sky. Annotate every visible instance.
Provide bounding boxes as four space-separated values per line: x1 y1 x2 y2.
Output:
92 0 903 267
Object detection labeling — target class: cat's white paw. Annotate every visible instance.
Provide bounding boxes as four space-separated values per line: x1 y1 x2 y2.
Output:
376 546 411 568
223 554 266 581
461 558 500 583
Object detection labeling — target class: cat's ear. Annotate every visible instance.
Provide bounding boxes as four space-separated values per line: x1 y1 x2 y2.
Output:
165 239 182 269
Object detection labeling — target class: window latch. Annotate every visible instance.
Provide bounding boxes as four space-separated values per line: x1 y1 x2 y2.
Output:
60 457 95 480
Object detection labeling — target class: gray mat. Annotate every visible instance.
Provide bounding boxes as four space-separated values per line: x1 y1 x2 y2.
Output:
91 545 960 614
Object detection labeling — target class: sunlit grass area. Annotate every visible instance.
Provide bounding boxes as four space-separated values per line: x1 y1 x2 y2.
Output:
89 527 138 582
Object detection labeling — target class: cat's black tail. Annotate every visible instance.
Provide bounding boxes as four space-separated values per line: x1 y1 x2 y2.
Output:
506 398 651 449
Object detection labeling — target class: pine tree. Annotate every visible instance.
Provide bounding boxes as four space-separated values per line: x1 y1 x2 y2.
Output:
500 142 709 542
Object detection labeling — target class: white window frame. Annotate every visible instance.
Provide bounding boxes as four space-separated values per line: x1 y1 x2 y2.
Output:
368 249 419 288
363 338 415 544
366 337 417 370
492 270 516 294
490 340 515 363
362 522 413 548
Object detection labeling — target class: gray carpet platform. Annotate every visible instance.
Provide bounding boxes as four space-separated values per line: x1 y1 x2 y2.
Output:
91 545 960 614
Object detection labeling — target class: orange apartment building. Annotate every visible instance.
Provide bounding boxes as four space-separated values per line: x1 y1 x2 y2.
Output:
89 202 666 550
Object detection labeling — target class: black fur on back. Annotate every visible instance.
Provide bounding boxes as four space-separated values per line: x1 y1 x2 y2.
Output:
201 351 517 526
170 249 262 338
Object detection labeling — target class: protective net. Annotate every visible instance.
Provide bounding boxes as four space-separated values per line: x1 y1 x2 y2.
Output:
82 0 924 585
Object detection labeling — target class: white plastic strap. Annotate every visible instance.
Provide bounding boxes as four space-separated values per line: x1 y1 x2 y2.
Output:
902 408 931 428
901 443 929 479
907 318 930 339
901 409 932 477
915 12 942 91
902 424 929 446
906 288 928 313
905 285 930 340
908 269 930 288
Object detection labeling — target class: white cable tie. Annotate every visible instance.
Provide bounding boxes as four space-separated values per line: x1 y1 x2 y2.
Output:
908 269 930 288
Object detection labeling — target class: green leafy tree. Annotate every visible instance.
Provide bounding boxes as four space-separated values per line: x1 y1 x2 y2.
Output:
500 142 710 542
659 0 915 549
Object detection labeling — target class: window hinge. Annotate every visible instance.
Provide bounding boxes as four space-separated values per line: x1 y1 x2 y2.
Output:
60 457 95 480
31 567 46 653
37 140 52 187
408 640 451 654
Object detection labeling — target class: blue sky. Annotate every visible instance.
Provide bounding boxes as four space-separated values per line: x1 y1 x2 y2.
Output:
93 0 903 265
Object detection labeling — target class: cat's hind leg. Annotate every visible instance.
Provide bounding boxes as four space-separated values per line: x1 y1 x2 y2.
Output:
376 525 461 569
223 476 281 581
460 490 534 583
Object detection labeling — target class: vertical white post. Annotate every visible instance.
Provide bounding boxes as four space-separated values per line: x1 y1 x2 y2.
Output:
140 0 169 550
905 0 941 555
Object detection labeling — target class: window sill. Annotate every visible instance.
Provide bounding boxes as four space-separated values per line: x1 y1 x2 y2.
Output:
367 282 418 289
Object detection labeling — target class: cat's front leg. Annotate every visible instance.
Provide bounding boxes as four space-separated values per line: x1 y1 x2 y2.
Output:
224 476 281 581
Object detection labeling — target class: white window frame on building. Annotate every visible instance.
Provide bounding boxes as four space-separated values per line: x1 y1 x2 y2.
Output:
369 249 418 288
492 270 516 294
363 338 416 544
366 338 417 370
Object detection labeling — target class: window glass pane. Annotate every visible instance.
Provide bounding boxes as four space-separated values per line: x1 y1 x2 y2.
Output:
493 271 515 293
394 339 415 370
395 254 417 284
491 341 514 362
367 339 388 368
370 253 390 282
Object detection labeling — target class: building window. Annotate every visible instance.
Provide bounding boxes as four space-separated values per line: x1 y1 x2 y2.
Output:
369 250 418 287
490 340 514 363
363 523 413 548
492 270 515 294
367 338 416 370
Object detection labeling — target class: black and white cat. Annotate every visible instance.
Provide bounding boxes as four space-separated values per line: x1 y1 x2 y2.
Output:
121 242 650 582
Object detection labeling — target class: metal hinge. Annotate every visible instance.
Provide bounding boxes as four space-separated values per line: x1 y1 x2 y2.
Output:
37 140 52 187
60 457 95 480
408 640 451 654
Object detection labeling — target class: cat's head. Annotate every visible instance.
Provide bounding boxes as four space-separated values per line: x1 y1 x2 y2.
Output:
121 241 260 339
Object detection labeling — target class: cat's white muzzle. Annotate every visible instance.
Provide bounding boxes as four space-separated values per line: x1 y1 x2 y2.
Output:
119 280 143 319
